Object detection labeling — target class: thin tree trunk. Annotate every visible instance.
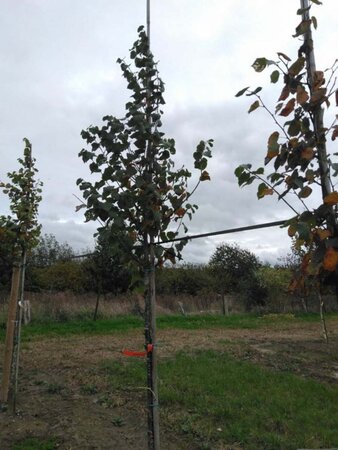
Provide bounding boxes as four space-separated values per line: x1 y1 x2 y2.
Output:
0 265 21 404
221 290 229 316
12 251 27 412
144 242 160 450
318 282 329 343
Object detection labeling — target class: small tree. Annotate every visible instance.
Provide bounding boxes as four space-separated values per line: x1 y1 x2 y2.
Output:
0 138 42 406
209 243 263 313
77 27 212 449
234 1 337 334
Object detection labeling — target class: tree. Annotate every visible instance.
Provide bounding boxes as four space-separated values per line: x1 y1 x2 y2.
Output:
0 138 42 405
77 26 212 448
234 1 338 322
82 232 131 320
29 233 74 268
209 243 264 313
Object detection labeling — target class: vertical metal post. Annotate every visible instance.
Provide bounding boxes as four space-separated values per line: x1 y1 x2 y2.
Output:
300 0 336 233
144 1 160 448
12 250 27 412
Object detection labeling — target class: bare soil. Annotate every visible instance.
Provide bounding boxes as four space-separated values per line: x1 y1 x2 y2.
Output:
1 317 338 450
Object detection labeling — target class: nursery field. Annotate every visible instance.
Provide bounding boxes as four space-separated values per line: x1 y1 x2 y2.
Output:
1 313 338 450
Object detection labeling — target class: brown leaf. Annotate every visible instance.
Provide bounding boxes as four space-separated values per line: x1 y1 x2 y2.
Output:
324 191 338 205
296 85 309 105
323 247 338 272
277 52 291 62
301 147 314 160
332 125 338 141
313 71 325 91
278 85 290 101
289 138 299 148
288 225 297 237
200 170 211 181
316 229 332 241
299 186 312 198
310 87 327 105
288 57 306 77
280 98 296 117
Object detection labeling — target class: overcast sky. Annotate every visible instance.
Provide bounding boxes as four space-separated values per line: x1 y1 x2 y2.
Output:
1 0 337 264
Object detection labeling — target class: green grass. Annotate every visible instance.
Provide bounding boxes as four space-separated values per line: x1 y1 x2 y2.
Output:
12 437 58 450
2 312 332 341
102 350 338 450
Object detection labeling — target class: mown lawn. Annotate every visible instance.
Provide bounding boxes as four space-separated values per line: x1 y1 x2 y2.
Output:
102 349 338 450
1 312 335 341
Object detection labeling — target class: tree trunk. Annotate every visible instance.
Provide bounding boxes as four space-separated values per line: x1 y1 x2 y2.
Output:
0 265 21 404
144 242 160 450
221 290 229 316
12 250 27 412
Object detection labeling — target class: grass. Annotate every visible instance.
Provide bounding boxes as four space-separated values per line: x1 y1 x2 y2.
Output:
2 312 334 342
101 350 338 450
12 437 58 450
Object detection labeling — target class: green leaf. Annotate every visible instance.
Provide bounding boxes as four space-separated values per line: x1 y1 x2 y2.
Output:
311 16 318 29
252 58 268 72
246 87 262 96
235 86 250 97
293 20 312 38
270 70 280 84
248 100 260 113
297 6 311 15
277 52 291 62
310 0 322 5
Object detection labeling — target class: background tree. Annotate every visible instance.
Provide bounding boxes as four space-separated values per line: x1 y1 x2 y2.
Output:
0 138 42 405
235 0 338 319
209 243 265 313
82 232 131 320
77 26 212 448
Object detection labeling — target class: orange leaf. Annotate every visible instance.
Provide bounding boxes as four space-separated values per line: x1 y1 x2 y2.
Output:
324 191 338 205
296 85 309 105
261 188 273 197
175 207 186 218
280 98 295 117
323 247 338 272
266 149 278 159
301 147 314 160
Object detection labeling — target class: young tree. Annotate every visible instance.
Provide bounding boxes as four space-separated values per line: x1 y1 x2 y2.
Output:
77 27 212 449
234 1 337 323
0 139 42 405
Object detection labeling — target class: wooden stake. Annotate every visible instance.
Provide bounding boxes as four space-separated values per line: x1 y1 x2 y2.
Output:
0 265 21 404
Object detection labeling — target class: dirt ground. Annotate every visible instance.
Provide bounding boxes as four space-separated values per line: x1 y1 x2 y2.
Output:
1 317 338 450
